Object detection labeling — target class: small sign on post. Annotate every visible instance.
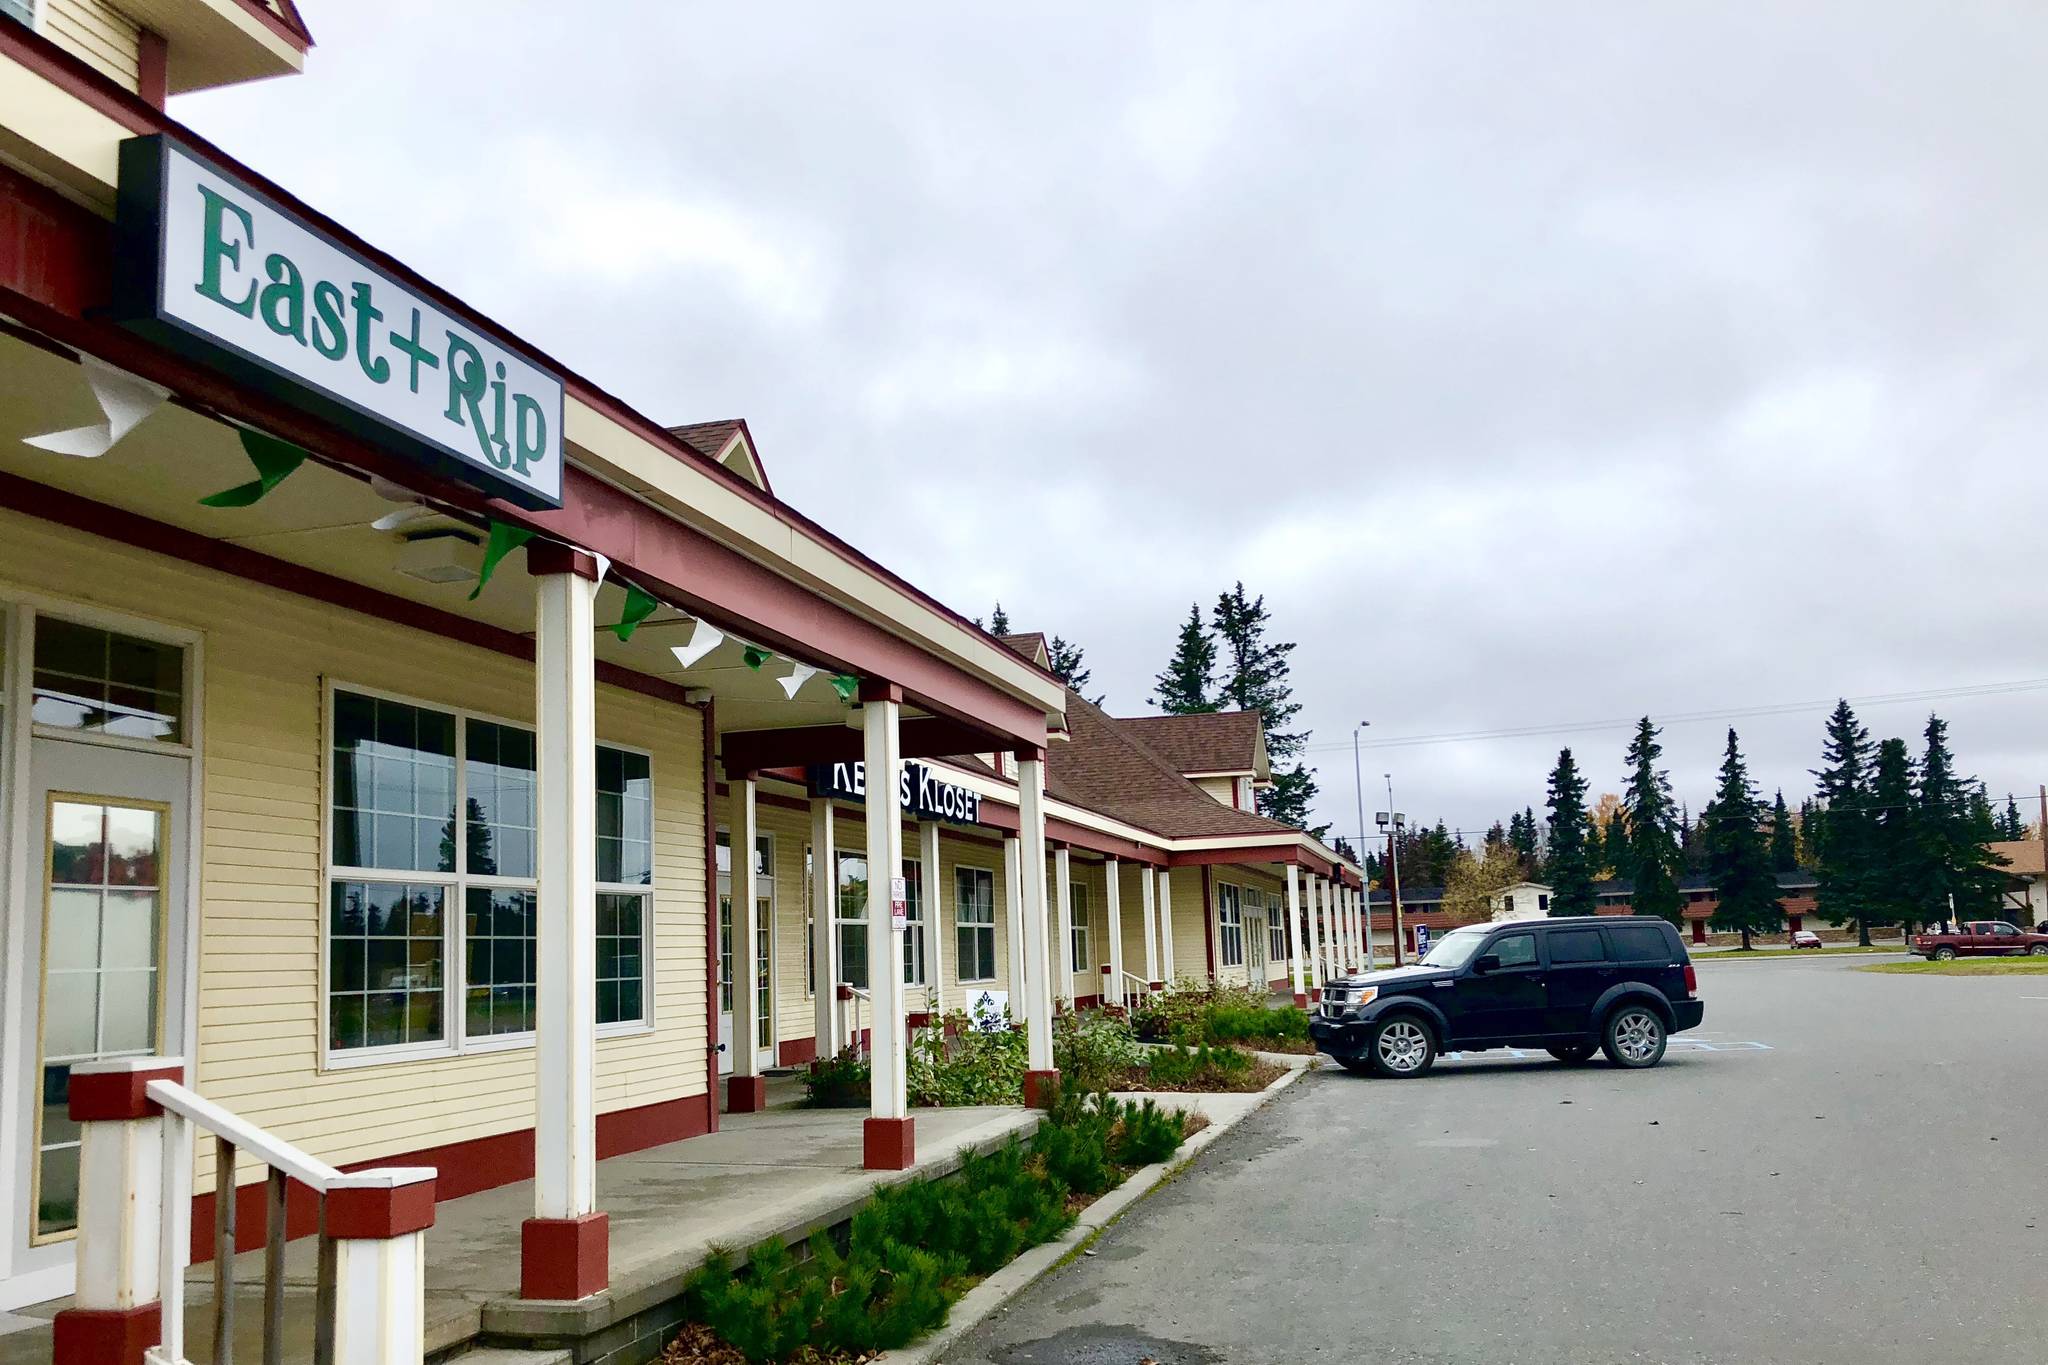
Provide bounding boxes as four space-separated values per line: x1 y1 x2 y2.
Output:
890 876 909 931
1414 924 1432 955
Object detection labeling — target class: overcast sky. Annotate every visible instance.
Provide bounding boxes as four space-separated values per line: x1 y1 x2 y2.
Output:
180 4 2048 851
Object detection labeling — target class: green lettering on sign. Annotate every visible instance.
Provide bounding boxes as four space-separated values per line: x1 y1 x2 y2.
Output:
194 186 257 317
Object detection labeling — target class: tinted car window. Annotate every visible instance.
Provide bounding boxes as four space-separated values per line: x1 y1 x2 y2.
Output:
1548 929 1606 964
1491 933 1537 968
1608 923 1672 962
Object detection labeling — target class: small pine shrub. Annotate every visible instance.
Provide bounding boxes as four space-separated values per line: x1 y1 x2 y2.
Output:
1110 1097 1187 1167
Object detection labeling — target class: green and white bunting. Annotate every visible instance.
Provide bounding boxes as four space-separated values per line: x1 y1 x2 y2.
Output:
741 644 772 671
469 521 535 600
830 673 861 704
608 583 661 642
200 429 307 507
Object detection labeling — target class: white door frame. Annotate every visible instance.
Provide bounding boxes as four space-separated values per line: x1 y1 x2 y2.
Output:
715 827 776 1073
0 594 203 1311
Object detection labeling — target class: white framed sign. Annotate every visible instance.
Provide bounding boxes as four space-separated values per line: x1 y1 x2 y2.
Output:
112 135 565 510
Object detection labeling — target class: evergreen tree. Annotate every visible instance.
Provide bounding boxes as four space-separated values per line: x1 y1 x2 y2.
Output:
1543 748 1595 915
1046 635 1103 706
1507 808 1541 877
1797 797 1821 868
1769 789 1798 873
2000 793 2028 842
1485 821 1509 854
988 602 1012 635
1211 583 1320 833
1621 717 1683 925
1916 716 2007 921
1333 835 1359 862
1420 820 1460 887
1865 738 1922 938
1704 729 1782 950
1150 603 1218 715
1811 700 1876 937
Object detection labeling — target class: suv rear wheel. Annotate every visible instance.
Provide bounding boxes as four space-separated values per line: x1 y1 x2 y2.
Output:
1546 1042 1596 1064
1602 1005 1667 1069
1367 1016 1437 1078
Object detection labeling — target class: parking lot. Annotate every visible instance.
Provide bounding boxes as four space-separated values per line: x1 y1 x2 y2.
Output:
945 954 2048 1365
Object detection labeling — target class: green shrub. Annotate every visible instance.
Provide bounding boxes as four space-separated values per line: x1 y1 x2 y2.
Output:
1204 1003 1310 1046
1144 1042 1254 1089
1052 1009 1142 1091
1131 980 1271 1042
801 1046 870 1108
1109 1097 1187 1167
908 1011 1026 1106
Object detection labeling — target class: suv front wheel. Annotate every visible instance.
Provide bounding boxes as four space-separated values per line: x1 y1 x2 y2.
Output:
1367 1015 1437 1078
1602 1004 1668 1069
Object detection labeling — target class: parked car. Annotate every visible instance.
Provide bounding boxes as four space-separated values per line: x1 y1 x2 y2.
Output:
1911 921 2048 960
1790 929 1824 950
1309 916 1705 1078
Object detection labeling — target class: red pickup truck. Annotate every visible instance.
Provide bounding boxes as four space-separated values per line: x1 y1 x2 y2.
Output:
1912 921 2048 960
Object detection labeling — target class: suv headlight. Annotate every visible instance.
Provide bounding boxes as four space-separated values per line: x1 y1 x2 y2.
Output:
1340 986 1377 1011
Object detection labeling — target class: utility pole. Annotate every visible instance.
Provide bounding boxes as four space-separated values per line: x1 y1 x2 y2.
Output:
1353 722 1375 965
2036 784 2045 928
1378 779 1407 966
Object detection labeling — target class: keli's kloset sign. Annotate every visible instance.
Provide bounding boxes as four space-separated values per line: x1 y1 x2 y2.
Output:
110 135 565 511
808 760 983 827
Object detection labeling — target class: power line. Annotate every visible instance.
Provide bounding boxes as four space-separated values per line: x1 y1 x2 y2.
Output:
1305 676 2048 754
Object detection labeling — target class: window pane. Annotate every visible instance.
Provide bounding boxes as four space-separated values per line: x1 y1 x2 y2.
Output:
1608 923 1672 962
596 748 653 886
1493 934 1537 968
1549 930 1606 964
465 887 536 1037
329 881 445 1051
333 693 456 873
466 720 536 879
33 619 184 743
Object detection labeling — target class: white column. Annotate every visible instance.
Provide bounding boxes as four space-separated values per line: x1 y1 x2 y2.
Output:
1003 834 1026 1014
1157 868 1177 983
1363 884 1377 965
1054 846 1075 1007
1140 862 1159 986
1344 885 1359 971
1017 754 1055 1075
863 690 908 1122
1285 864 1306 1001
918 819 944 1018
328 1169 435 1365
1104 857 1125 1007
1313 876 1332 984
533 563 598 1226
811 797 838 1058
734 777 762 1078
58 1058 177 1365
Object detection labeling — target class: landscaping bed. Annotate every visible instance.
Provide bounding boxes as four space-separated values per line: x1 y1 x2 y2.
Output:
1858 958 2048 975
1121 1042 1287 1093
1131 981 1314 1054
659 1085 1193 1363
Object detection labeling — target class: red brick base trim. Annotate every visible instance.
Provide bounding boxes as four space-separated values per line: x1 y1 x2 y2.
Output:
778 1035 818 1067
1023 1069 1060 1109
520 1213 610 1301
53 1304 160 1365
862 1116 916 1171
726 1075 767 1113
1293 993 1309 1008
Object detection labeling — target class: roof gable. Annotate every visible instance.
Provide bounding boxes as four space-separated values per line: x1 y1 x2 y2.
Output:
1111 711 1268 782
667 419 771 493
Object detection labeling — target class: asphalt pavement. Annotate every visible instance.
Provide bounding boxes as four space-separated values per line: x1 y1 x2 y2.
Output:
942 954 2048 1365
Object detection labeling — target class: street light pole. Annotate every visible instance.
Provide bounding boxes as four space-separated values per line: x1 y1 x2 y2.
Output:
1386 775 1406 967
1353 722 1375 966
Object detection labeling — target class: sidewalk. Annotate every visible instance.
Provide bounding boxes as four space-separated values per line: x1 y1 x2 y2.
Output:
0 1103 1039 1365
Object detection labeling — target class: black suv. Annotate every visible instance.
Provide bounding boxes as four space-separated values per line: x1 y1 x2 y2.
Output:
1308 916 1705 1078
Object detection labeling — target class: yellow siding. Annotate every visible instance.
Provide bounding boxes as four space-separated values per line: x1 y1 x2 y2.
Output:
40 0 143 90
0 513 708 1193
1193 776 1237 808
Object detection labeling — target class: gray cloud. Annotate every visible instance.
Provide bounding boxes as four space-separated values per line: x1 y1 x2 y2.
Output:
180 3 2048 846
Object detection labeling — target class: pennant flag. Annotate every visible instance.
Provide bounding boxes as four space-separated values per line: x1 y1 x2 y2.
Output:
830 673 861 703
468 521 535 600
778 662 820 700
670 618 725 668
24 356 169 459
608 583 661 642
200 429 309 507
741 644 772 671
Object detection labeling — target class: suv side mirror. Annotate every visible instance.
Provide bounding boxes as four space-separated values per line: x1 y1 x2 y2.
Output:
1473 953 1501 975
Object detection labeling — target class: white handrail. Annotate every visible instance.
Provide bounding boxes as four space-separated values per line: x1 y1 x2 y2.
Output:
149 1080 342 1191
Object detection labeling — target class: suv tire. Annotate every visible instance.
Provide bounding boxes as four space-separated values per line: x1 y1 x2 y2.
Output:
1546 1043 1596 1065
1336 1057 1375 1077
1601 1004 1667 1069
1366 1015 1437 1078
1932 946 1958 961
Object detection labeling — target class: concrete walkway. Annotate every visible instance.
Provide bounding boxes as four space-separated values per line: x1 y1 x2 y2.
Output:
0 1103 1038 1365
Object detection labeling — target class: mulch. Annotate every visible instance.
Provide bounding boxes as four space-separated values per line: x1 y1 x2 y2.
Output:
1120 1056 1287 1094
657 1323 880 1365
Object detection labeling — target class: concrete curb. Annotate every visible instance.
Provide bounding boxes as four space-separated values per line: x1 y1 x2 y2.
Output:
880 1062 1311 1364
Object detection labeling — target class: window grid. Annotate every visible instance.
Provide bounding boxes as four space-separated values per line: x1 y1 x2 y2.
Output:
955 866 997 983
835 850 869 991
903 858 925 987
1216 883 1245 968
1069 882 1091 977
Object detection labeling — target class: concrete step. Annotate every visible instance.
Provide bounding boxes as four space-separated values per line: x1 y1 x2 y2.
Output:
443 1349 573 1365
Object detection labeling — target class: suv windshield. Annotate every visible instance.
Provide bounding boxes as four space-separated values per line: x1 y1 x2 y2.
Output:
1420 928 1488 970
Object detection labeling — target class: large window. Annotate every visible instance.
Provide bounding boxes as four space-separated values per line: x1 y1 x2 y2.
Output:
1217 882 1245 968
714 830 772 1048
32 616 186 744
1264 890 1287 962
1069 881 1091 974
956 866 997 983
836 849 869 990
326 687 652 1057
903 858 925 987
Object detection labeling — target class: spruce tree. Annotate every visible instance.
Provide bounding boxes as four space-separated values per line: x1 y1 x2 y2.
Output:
1507 808 1541 877
2001 794 2027 842
1917 716 2007 921
1150 603 1218 715
1621 717 1683 924
1811 700 1876 937
1046 635 1103 706
1704 729 1782 950
988 602 1012 635
1485 821 1509 853
1770 789 1798 873
1211 583 1320 833
1543 748 1595 915
1866 738 1922 937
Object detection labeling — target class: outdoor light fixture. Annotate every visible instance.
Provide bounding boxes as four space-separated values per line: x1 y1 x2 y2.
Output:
670 618 725 668
393 529 482 584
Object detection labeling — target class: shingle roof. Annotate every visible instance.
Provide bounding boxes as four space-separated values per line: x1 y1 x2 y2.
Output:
1991 840 2042 876
996 632 1049 667
1044 691 1300 840
667 419 746 461
1110 711 1265 778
